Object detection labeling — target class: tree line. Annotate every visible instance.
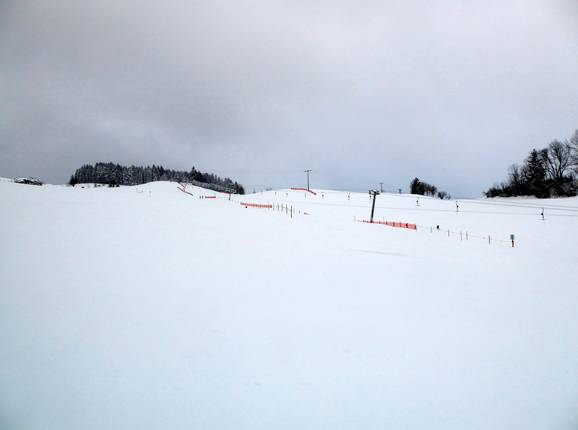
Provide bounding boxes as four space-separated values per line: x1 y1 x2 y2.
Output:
409 177 451 199
485 130 578 198
70 162 245 194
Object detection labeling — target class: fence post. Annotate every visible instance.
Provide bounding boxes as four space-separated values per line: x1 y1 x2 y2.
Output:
466 232 468 240
447 229 450 237
488 235 491 245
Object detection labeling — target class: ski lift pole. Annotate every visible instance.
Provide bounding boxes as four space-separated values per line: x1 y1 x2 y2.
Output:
368 190 380 223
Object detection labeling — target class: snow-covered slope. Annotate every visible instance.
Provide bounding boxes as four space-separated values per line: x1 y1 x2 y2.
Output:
1 181 577 430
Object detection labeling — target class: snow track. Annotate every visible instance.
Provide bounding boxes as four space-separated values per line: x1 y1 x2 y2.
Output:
1 181 577 430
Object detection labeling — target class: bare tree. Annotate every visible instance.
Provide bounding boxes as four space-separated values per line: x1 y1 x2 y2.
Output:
544 140 572 185
508 163 522 194
485 131 578 198
570 130 578 172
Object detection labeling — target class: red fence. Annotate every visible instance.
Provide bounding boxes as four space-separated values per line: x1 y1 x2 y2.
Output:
291 187 317 195
240 202 273 209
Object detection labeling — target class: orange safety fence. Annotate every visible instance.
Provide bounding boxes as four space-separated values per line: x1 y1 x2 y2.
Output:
358 220 417 230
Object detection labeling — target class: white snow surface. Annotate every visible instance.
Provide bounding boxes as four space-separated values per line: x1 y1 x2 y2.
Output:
1 181 577 429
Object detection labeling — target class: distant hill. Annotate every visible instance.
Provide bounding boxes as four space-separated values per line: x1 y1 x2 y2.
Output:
70 162 245 194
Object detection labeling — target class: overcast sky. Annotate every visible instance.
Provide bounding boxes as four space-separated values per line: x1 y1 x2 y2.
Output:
1 0 577 196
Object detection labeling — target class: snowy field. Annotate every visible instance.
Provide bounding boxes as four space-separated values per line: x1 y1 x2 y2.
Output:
1 179 577 429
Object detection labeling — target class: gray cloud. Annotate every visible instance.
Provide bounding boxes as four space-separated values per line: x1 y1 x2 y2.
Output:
1 0 577 196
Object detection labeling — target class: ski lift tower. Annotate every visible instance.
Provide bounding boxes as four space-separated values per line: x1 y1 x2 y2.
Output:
368 190 380 223
304 169 312 191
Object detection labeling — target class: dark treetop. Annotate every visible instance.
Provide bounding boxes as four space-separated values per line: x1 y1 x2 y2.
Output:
70 162 245 194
